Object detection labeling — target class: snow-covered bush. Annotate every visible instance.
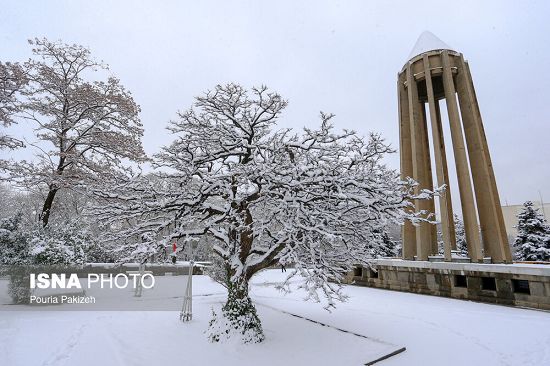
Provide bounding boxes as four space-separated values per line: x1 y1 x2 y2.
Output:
85 241 116 263
0 213 32 304
514 201 550 262
1 215 105 303
0 213 30 265
207 295 265 344
29 220 92 265
7 270 30 304
206 265 265 343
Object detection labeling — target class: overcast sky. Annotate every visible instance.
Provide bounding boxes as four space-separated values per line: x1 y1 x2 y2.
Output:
1 0 549 210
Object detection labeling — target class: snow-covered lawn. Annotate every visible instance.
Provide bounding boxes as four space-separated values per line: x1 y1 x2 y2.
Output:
1 269 549 366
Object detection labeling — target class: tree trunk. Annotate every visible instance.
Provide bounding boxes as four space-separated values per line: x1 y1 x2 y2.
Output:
40 186 58 227
208 273 264 343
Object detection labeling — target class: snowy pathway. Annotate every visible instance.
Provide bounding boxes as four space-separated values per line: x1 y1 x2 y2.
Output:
250 271 550 366
1 270 549 366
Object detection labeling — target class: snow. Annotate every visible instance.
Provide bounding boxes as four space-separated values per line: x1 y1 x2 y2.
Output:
407 31 454 60
86 261 209 268
373 258 550 275
95 84 423 310
1 269 550 365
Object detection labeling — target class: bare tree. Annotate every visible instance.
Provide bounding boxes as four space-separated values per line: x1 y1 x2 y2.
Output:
9 38 146 226
0 62 27 172
95 84 436 342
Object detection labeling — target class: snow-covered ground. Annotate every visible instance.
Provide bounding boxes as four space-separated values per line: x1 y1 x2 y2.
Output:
1 269 549 366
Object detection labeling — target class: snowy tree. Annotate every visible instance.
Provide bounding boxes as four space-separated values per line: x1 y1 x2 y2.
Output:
454 214 468 257
367 228 398 258
0 62 26 147
94 84 437 342
0 213 32 304
0 62 27 174
29 219 91 265
436 216 468 256
0 211 106 303
7 38 146 226
0 184 27 220
514 201 550 262
0 213 30 265
0 211 98 266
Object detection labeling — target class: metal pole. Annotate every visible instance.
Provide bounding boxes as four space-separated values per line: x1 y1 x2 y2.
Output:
135 262 144 297
189 257 193 317
180 242 194 322
539 190 546 219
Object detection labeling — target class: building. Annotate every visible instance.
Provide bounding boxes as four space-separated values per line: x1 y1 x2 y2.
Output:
398 31 511 263
347 32 550 312
502 201 550 240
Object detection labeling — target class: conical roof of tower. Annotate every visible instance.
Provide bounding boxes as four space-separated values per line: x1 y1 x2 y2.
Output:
407 31 454 60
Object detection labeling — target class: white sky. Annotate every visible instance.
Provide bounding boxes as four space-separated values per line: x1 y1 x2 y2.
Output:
1 0 549 210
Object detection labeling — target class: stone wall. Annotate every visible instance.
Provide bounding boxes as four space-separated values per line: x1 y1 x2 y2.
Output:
347 259 550 310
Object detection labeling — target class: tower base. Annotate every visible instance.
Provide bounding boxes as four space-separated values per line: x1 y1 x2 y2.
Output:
347 259 550 310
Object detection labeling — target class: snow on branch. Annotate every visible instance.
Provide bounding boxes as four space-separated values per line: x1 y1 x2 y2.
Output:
94 83 437 305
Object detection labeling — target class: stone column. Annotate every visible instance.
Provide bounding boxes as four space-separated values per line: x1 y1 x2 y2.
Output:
398 75 416 260
441 51 483 262
419 102 438 255
434 102 457 252
423 54 456 261
455 56 512 263
406 63 433 260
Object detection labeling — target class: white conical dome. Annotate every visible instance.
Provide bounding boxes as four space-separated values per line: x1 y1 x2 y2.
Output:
407 31 454 60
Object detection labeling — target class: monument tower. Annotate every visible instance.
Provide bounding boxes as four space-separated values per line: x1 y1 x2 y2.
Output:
398 31 512 263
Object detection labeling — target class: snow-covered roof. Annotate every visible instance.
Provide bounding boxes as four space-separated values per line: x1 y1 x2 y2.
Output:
407 31 454 60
